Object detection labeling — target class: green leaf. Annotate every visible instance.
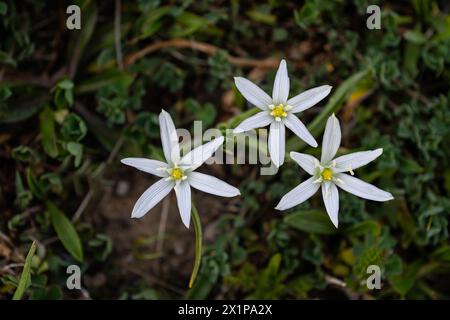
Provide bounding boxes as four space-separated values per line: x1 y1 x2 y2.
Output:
404 30 427 44
13 241 37 300
431 245 450 262
57 79 74 90
39 107 58 158
47 202 83 262
0 86 12 100
389 262 420 297
66 142 83 167
0 103 41 124
189 203 202 288
76 69 134 94
0 2 7 15
26 168 44 200
246 10 276 25
137 6 172 40
284 210 337 235
345 220 381 237
286 69 371 151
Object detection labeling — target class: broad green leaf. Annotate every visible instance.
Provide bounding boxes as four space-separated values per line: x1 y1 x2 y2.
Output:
13 241 37 300
0 103 41 124
47 202 83 262
284 210 337 235
39 107 58 158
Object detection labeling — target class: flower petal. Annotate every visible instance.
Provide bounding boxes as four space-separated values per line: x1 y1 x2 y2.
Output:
180 136 224 171
283 113 318 147
233 111 272 133
234 77 272 110
174 180 191 228
288 85 332 113
269 121 285 167
290 152 320 175
275 176 320 210
189 172 240 197
131 178 174 218
272 59 290 104
321 113 341 164
334 173 394 202
159 109 180 164
333 148 383 173
322 182 339 228
121 158 168 177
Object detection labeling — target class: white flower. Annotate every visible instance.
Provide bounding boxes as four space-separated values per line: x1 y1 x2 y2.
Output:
233 59 332 167
121 110 240 228
275 114 393 228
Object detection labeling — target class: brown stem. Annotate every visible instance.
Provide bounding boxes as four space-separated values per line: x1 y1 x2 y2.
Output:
124 38 279 69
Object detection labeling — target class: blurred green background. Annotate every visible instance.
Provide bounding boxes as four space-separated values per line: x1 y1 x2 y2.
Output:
0 0 449 299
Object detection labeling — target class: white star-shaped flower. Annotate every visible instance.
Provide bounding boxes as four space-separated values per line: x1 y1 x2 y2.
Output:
233 59 332 167
121 110 240 228
275 114 394 227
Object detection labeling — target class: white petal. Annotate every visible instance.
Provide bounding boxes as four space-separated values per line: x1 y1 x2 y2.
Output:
121 158 168 177
322 183 339 228
159 110 180 164
334 148 383 173
269 121 285 167
234 77 272 110
272 59 290 104
334 173 394 202
174 180 192 228
283 113 318 147
188 172 240 197
233 111 272 133
180 136 224 171
321 113 341 164
275 176 320 210
131 178 174 218
290 152 319 175
288 85 332 113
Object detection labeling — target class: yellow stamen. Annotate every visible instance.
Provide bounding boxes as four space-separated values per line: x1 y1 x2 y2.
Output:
321 168 333 181
170 167 184 180
270 104 287 119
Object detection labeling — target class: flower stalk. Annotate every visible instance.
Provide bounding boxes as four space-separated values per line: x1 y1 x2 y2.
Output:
189 203 202 288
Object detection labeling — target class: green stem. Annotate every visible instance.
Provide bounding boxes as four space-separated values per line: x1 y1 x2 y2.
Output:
189 203 202 288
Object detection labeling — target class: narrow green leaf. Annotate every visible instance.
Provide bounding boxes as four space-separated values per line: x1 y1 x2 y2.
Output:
286 69 371 151
0 2 7 16
284 210 337 235
345 220 381 237
189 203 202 288
47 202 83 262
12 241 37 300
40 107 58 158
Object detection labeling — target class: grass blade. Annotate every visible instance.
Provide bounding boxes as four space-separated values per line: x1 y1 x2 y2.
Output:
12 241 37 300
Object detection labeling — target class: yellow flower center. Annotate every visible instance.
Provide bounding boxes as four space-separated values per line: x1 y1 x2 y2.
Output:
321 168 333 181
170 167 184 180
270 104 288 118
